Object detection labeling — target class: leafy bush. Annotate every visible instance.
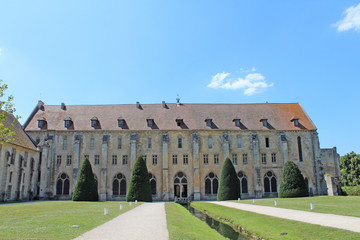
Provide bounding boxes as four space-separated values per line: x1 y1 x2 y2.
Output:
279 161 308 198
217 157 240 200
72 158 98 201
126 156 152 202
340 152 360 186
341 186 360 196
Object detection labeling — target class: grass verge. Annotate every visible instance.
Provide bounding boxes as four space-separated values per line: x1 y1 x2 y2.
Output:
165 202 227 240
236 196 360 217
191 202 360 240
0 201 140 240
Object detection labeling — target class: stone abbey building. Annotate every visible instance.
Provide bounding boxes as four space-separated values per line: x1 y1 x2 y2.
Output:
2 100 340 202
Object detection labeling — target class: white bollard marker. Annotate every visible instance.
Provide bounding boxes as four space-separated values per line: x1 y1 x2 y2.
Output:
238 198 240 201
120 204 123 210
252 199 255 203
135 200 138 204
104 207 108 215
274 200 278 206
310 203 314 210
129 201 132 206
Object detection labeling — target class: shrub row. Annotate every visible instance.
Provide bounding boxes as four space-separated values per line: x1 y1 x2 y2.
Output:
341 185 360 196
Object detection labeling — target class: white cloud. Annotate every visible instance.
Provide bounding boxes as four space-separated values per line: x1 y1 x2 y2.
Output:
335 3 360 32
207 70 274 96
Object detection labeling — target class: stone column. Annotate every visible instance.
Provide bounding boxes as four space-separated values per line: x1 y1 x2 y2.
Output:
23 151 31 200
222 133 230 159
72 134 81 192
0 145 8 201
162 133 169 201
130 133 137 170
192 132 200 201
280 133 289 165
99 134 109 201
39 138 53 199
251 133 262 198
311 132 321 195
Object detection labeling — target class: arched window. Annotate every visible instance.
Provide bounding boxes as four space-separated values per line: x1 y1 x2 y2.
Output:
237 171 248 193
149 173 156 195
264 171 277 193
56 173 70 195
113 173 126 196
174 172 188 198
205 172 218 195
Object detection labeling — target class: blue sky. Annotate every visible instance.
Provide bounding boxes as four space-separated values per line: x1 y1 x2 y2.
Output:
0 1 359 156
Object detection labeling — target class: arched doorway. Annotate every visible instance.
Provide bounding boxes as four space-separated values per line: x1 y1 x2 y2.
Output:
174 172 187 198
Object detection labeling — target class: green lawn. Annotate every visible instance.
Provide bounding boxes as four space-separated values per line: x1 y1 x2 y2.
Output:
236 196 360 217
191 202 360 240
165 203 227 240
0 201 139 240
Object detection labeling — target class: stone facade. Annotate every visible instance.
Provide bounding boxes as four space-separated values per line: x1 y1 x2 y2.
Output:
21 101 340 201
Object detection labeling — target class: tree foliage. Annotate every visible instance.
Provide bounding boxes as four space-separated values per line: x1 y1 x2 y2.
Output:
126 156 152 202
279 161 308 198
72 158 99 201
217 157 240 201
0 80 20 143
340 152 360 186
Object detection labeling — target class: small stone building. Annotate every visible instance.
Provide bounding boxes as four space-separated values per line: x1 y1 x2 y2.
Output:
22 101 340 201
0 113 39 202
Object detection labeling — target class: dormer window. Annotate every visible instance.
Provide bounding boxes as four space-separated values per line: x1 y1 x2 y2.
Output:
176 118 183 127
147 119 154 127
118 118 126 127
291 117 300 127
64 117 73 128
37 117 47 129
260 118 268 127
205 118 212 127
91 117 99 128
233 119 241 127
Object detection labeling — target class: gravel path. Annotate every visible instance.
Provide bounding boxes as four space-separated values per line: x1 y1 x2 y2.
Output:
211 201 360 233
74 202 169 240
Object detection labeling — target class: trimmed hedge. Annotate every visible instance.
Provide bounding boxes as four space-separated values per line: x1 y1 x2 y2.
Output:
126 156 152 202
341 186 360 196
279 161 308 198
217 157 240 201
72 158 99 201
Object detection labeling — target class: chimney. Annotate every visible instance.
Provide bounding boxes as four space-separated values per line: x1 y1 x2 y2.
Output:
61 103 66 110
162 101 166 108
176 95 180 106
136 102 141 109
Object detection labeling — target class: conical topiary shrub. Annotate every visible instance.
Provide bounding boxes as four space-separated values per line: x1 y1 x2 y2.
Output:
72 157 98 201
126 156 152 202
217 157 240 200
279 161 309 198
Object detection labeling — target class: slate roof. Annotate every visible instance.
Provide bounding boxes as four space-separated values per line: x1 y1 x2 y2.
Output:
24 102 316 132
1 111 38 151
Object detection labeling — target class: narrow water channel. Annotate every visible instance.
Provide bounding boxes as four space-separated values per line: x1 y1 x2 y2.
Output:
184 205 250 240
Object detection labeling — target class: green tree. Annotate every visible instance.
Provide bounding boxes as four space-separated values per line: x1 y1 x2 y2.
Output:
72 157 98 201
279 161 308 198
217 157 240 201
126 156 152 202
340 152 360 186
0 80 20 143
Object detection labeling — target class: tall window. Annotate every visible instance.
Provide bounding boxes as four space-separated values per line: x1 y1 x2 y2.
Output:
237 137 241 148
271 153 277 163
118 138 122 149
84 155 89 161
113 173 126 196
94 155 100 165
203 154 209 165
183 155 188 165
57 155 62 165
122 155 128 165
66 155 72 166
178 138 182 148
243 154 248 164
9 172 12 183
261 153 267 164
232 154 238 165
172 155 178 165
90 138 95 150
265 137 270 148
264 171 277 193
152 155 158 166
214 154 219 165
205 172 218 195
112 155 117 165
237 171 248 193
208 137 213 149
149 173 156 195
298 136 303 162
56 173 70 195
148 138 152 149
63 137 67 150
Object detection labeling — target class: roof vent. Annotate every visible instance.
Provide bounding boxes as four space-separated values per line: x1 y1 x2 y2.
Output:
136 101 141 109
291 117 300 127
205 118 212 127
260 118 268 127
233 119 241 127
176 95 180 106
162 101 166 108
61 103 66 110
